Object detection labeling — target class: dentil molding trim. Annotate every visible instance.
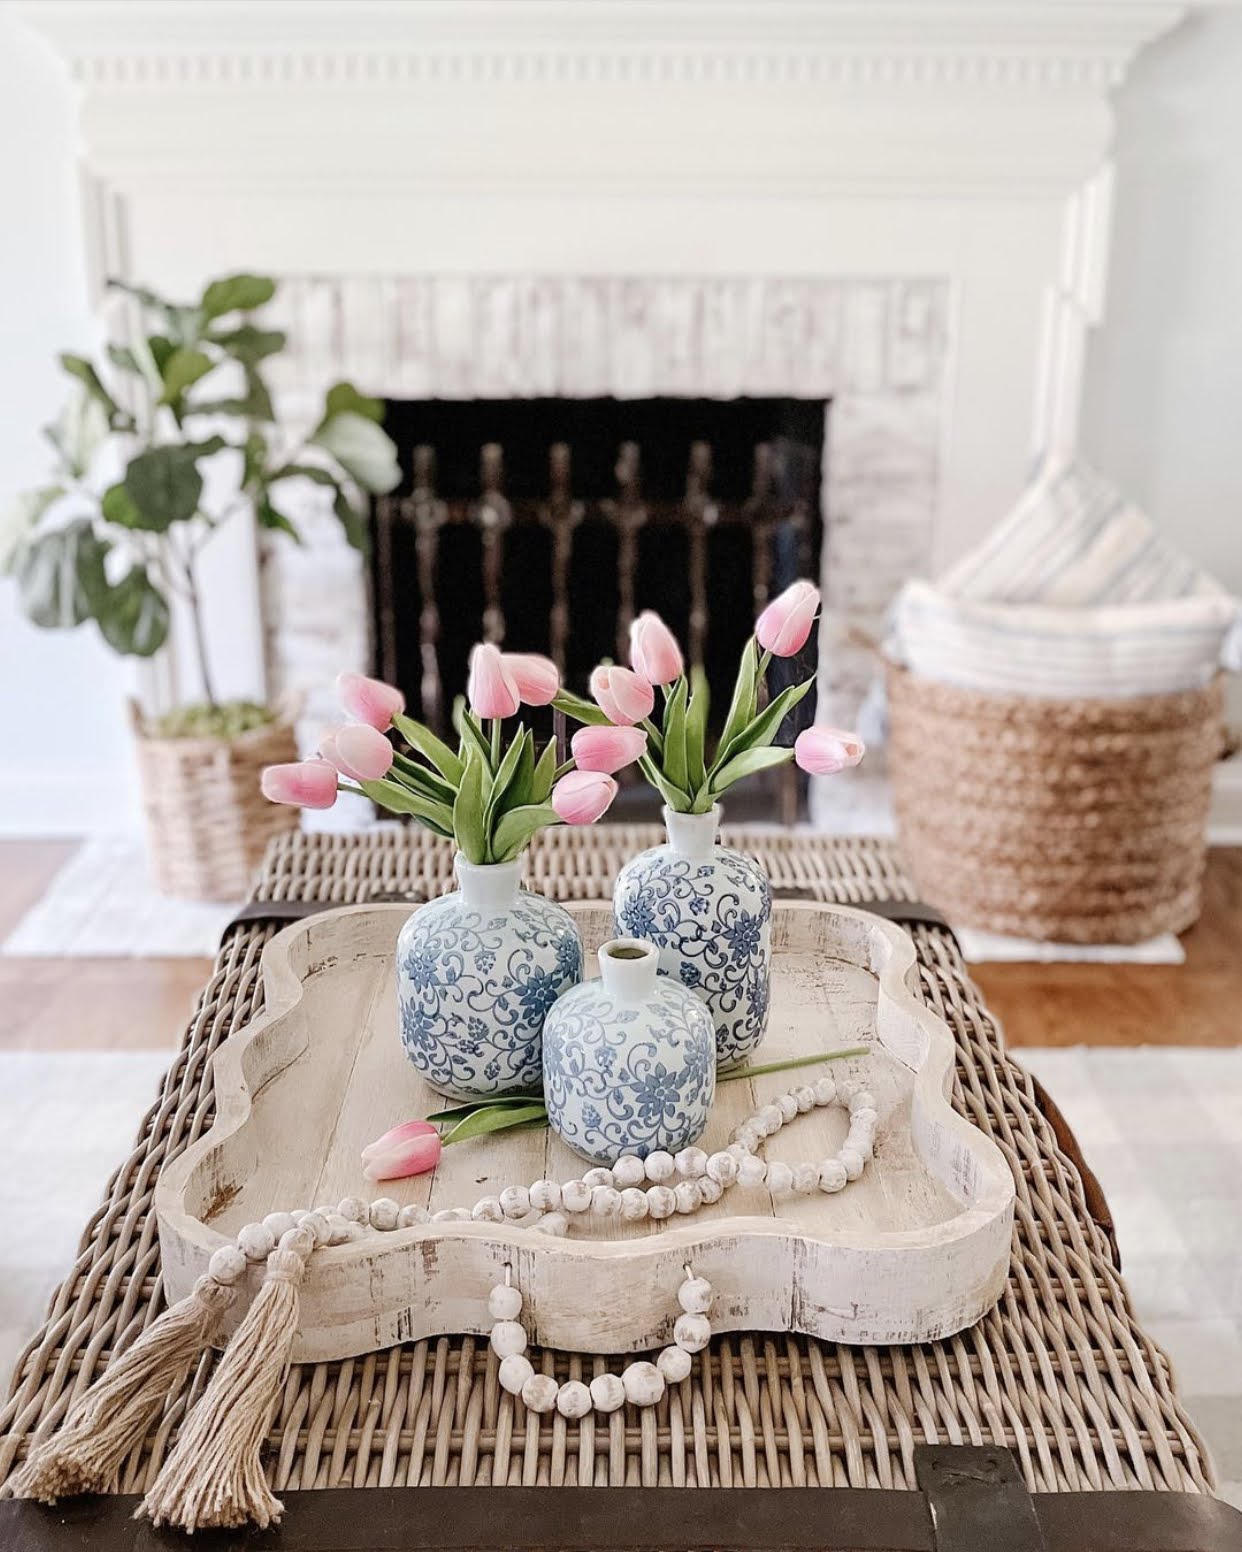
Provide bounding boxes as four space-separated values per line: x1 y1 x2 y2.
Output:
26 1 1184 94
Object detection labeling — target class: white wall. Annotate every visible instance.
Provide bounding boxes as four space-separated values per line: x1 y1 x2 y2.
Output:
1083 6 1242 719
0 5 136 835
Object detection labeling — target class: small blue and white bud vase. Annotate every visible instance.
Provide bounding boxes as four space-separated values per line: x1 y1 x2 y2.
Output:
543 937 716 1164
613 804 772 1066
396 853 583 1100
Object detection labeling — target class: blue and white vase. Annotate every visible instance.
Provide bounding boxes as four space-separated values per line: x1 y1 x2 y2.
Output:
613 805 772 1066
396 854 583 1100
542 937 716 1164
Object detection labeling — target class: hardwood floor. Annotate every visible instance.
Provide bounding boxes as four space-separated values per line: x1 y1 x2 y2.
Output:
0 841 1238 1053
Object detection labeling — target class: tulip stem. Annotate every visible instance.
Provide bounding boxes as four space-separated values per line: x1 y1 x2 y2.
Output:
490 718 502 764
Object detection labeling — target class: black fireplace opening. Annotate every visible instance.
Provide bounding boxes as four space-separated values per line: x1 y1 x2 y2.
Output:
368 396 826 820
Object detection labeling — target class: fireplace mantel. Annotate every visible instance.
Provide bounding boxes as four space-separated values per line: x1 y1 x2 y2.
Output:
20 1 1184 798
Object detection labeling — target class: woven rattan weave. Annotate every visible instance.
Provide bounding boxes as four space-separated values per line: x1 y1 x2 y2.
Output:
0 828 1213 1497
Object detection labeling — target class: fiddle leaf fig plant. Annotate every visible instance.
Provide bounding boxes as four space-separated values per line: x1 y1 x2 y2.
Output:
1 272 401 726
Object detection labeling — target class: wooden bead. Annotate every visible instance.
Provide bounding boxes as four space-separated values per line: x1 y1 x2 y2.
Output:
529 1179 561 1211
657 1345 693 1383
301 1210 333 1246
397 1204 431 1228
766 1161 793 1196
500 1186 530 1220
619 1187 649 1221
851 1106 878 1128
812 1077 836 1106
737 1154 767 1188
262 1211 297 1240
674 1147 708 1178
326 1214 361 1245
792 1163 819 1194
557 1379 593 1418
756 1105 783 1136
237 1223 276 1262
490 1320 527 1359
290 1210 310 1225
368 1199 400 1232
612 1155 645 1189
561 1180 592 1213
279 1225 316 1259
646 1185 677 1219
621 1361 665 1406
698 1176 724 1205
589 1373 626 1413
582 1167 614 1189
794 1085 815 1113
678 1276 713 1314
208 1245 247 1285
673 1312 711 1353
531 1211 568 1237
777 1093 799 1122
847 1130 874 1161
521 1373 560 1413
498 1353 533 1395
591 1185 622 1217
488 1284 523 1320
472 1197 505 1223
673 1180 701 1214
337 1196 369 1223
838 1147 865 1181
644 1151 675 1183
849 1090 876 1114
705 1152 738 1186
433 1207 472 1222
818 1158 847 1193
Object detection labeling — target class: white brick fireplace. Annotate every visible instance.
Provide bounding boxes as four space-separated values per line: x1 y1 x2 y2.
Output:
25 0 1181 817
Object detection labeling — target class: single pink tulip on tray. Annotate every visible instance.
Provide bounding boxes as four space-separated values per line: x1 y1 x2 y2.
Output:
361 1120 442 1182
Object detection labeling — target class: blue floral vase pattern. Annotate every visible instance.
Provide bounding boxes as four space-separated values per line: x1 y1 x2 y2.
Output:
397 855 583 1099
543 937 716 1164
613 805 772 1066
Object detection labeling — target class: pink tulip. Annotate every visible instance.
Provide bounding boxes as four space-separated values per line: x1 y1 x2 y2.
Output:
320 728 365 782
590 665 655 726
337 671 404 731
794 726 865 776
503 652 560 706
755 580 821 657
361 1119 442 1182
467 643 521 720
629 611 684 686
334 723 394 781
571 724 647 775
260 759 339 809
551 770 619 825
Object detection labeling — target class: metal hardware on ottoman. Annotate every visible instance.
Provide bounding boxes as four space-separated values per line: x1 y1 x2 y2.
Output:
0 827 1235 1552
887 664 1224 943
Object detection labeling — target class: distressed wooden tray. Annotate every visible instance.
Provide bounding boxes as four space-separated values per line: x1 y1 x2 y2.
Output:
156 901 1014 1361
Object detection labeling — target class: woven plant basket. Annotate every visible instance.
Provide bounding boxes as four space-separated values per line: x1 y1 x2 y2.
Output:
886 663 1224 943
131 701 301 900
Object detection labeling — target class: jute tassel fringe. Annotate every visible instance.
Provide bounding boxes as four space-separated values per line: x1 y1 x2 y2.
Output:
11 1275 234 1502
140 1247 306 1532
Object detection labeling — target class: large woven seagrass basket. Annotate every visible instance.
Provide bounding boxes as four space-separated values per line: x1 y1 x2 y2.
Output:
886 663 1224 942
130 702 300 900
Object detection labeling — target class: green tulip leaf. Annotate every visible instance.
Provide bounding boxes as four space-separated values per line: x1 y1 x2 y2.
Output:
711 676 814 776
551 689 610 727
453 747 490 863
717 637 760 760
529 738 560 804
709 743 793 795
661 676 690 794
492 802 559 862
638 751 690 812
440 1101 549 1147
357 778 454 837
393 712 465 786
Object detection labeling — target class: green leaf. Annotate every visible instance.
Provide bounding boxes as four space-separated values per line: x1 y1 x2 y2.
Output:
639 752 690 812
106 278 166 310
717 1047 868 1082
311 411 401 494
100 483 142 528
58 353 123 423
106 343 141 374
44 390 110 477
147 335 176 374
122 447 203 529
205 324 286 361
685 664 710 796
392 711 465 786
256 495 301 543
717 637 760 762
242 432 268 488
390 751 458 806
551 688 610 727
189 371 274 423
159 346 214 403
492 801 558 862
709 744 793 795
484 727 529 837
529 738 559 804
441 1101 548 1147
424 1094 542 1123
333 488 368 552
17 521 109 628
456 709 495 773
452 747 490 864
200 273 277 319
711 676 814 777
501 728 536 816
321 381 385 425
269 461 336 487
356 778 454 836
661 676 689 794
0 486 64 574
96 564 170 656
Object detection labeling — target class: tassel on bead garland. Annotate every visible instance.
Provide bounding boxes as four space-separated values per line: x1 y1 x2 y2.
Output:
10 1275 234 1503
140 1246 306 1532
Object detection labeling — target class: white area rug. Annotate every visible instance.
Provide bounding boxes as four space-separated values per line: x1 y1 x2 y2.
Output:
0 1045 1235 1506
2 834 1188 964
